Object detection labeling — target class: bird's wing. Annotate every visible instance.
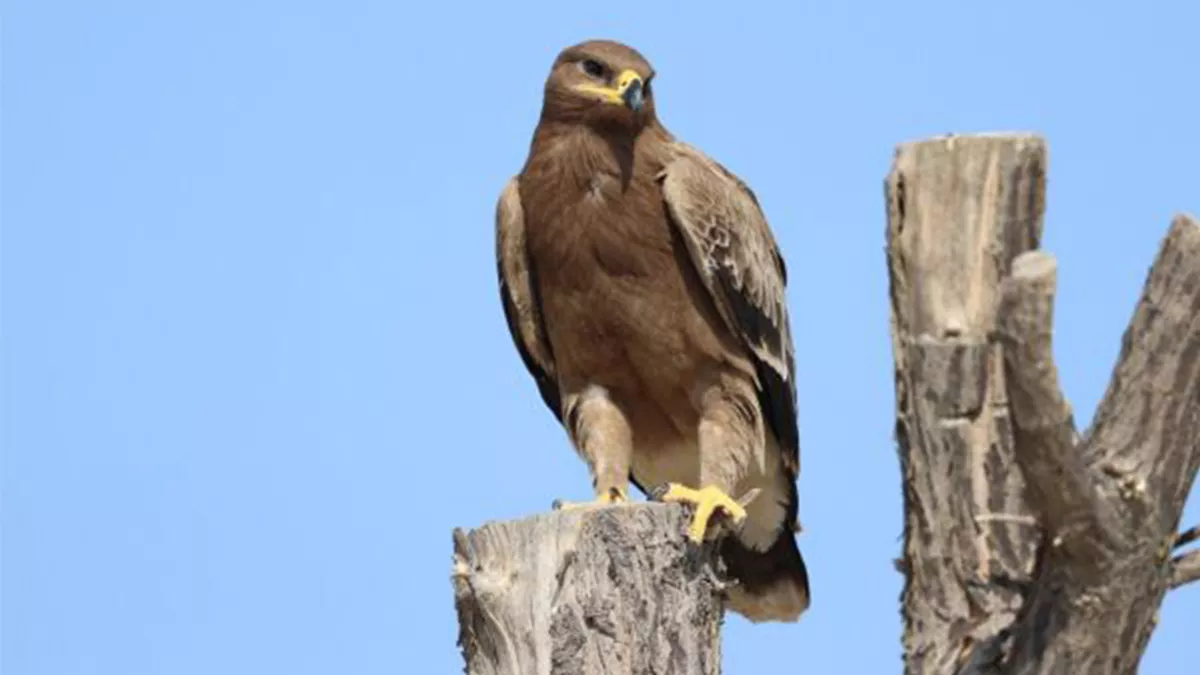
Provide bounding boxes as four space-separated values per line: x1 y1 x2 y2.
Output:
495 177 562 420
658 143 800 474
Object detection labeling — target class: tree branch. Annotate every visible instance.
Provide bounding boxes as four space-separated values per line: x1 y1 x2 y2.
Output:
1171 550 1200 590
1000 213 1200 674
1176 524 1200 549
451 503 724 675
996 252 1118 581
1084 214 1200 535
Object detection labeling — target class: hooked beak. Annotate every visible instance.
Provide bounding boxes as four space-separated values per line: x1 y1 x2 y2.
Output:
574 68 645 112
616 70 644 112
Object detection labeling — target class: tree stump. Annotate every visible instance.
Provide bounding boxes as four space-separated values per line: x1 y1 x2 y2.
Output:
886 132 1200 674
451 503 724 675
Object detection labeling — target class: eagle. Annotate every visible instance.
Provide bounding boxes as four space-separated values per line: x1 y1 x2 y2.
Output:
495 39 810 622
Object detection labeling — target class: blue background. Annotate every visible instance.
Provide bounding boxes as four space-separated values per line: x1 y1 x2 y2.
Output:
4 1 1198 673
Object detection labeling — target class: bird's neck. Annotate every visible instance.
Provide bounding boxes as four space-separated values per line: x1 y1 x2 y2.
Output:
524 120 669 190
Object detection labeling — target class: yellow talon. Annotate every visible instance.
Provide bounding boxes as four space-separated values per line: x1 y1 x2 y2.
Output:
553 486 628 511
597 486 628 505
658 483 747 543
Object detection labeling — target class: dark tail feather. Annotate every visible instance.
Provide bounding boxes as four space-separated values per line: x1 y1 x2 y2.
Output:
719 526 810 622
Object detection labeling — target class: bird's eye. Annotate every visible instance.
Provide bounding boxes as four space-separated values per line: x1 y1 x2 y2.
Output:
579 59 605 78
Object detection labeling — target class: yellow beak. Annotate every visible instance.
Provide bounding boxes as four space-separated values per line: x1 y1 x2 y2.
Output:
574 69 645 111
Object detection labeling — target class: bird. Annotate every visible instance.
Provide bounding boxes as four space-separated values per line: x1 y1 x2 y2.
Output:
495 39 810 622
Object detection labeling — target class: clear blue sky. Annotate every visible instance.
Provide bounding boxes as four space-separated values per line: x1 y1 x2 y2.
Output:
4 1 1198 673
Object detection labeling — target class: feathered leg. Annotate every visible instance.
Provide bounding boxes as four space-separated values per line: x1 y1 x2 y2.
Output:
552 385 632 510
655 378 763 542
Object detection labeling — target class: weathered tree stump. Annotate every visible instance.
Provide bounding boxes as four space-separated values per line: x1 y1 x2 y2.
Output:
886 132 1200 674
451 503 724 675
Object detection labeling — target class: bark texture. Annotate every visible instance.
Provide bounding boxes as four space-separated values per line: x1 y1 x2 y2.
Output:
886 133 1200 675
886 134 1046 673
451 503 723 675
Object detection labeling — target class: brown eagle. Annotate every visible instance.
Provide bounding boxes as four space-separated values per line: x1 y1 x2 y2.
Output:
495 39 810 622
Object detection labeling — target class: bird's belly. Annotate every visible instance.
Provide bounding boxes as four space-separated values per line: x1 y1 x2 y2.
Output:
528 194 748 480
541 261 722 442
546 273 709 386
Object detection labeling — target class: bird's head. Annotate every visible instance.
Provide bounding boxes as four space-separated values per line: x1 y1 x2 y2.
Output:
540 39 657 131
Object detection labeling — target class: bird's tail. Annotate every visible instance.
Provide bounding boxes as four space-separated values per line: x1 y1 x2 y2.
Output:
719 523 810 623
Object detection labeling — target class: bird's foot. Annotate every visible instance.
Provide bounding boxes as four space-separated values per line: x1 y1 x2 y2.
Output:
552 486 628 512
651 483 747 544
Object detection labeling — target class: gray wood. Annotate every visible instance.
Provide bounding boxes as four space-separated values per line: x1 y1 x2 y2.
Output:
886 134 1047 674
451 503 723 675
1173 550 1200 590
887 133 1200 675
997 214 1200 675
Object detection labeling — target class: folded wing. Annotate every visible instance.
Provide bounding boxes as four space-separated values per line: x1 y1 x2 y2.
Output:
495 177 562 420
658 143 800 475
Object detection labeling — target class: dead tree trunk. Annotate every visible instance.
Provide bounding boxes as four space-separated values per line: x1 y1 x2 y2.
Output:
451 503 724 675
885 132 1200 674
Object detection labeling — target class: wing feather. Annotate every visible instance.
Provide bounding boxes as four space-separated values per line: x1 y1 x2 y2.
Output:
495 177 562 420
658 143 800 474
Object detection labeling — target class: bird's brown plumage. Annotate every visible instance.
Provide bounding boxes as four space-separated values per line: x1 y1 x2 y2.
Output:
496 39 809 622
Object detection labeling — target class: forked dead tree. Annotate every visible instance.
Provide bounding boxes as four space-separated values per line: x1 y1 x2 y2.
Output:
886 133 1200 674
450 133 1200 675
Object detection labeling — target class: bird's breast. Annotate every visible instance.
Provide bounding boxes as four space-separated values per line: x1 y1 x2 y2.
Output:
524 171 730 406
526 171 673 283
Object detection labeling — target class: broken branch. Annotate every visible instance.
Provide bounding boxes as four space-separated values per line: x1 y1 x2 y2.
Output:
999 213 1200 674
996 251 1117 580
1174 524 1200 550
1171 550 1200 590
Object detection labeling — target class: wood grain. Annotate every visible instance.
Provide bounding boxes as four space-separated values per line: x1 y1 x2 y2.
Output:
452 503 723 675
